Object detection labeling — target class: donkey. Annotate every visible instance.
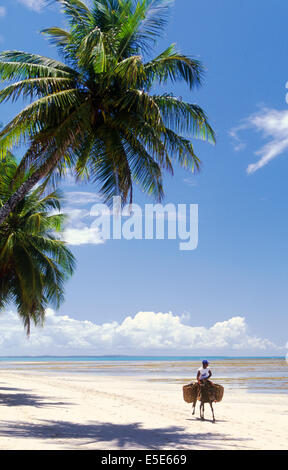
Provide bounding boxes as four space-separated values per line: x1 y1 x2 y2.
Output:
192 381 216 422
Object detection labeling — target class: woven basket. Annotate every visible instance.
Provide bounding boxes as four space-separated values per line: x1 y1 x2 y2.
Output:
183 383 199 403
183 382 224 403
213 384 224 402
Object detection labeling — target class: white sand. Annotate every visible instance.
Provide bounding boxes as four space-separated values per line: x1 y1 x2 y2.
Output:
0 371 286 450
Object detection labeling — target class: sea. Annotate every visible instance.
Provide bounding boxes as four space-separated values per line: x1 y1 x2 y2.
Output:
0 356 287 394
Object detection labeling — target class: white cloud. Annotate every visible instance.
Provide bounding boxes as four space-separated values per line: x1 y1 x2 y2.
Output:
51 191 106 246
0 309 281 356
17 0 44 11
231 108 288 174
64 192 102 206
63 226 104 245
0 6 6 17
183 177 198 187
63 197 105 246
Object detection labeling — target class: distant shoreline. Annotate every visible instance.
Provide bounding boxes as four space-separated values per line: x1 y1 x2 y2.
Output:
0 355 285 361
0 356 286 395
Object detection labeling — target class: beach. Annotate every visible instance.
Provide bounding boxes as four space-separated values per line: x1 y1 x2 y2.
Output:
0 366 287 450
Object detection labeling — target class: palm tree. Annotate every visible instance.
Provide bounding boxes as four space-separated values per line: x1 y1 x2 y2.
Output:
0 152 75 335
0 0 215 225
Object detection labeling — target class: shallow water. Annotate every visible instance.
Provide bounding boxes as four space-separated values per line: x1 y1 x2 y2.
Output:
0 356 287 394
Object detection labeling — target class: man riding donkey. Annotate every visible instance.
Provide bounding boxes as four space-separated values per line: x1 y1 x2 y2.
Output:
183 359 224 421
195 360 217 421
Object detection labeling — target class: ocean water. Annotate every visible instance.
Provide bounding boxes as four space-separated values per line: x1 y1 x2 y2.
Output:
0 356 287 394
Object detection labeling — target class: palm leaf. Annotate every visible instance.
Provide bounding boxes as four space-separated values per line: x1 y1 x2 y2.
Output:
154 94 216 142
0 89 82 157
145 44 204 89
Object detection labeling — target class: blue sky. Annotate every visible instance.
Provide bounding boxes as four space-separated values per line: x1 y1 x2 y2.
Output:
0 0 288 356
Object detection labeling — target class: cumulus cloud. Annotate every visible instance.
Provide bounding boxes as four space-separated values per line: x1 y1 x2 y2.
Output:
230 108 288 174
0 309 281 356
51 191 106 246
63 226 104 245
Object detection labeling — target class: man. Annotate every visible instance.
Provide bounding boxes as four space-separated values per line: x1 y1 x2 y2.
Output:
197 360 212 385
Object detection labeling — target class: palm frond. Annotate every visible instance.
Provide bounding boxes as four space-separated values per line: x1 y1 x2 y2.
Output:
154 94 216 143
137 0 173 44
77 26 107 72
145 44 204 89
41 27 72 47
114 55 146 87
116 89 164 129
0 77 75 104
54 0 93 32
0 89 82 157
0 51 76 79
163 128 201 171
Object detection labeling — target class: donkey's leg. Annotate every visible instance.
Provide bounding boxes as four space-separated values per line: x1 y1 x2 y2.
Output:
210 402 215 422
192 400 196 415
200 402 205 420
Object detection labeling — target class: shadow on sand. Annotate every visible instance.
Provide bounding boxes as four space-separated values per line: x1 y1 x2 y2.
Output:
0 387 72 408
0 384 250 449
0 420 250 449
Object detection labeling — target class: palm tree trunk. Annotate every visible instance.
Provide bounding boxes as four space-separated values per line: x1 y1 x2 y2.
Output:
0 153 61 225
